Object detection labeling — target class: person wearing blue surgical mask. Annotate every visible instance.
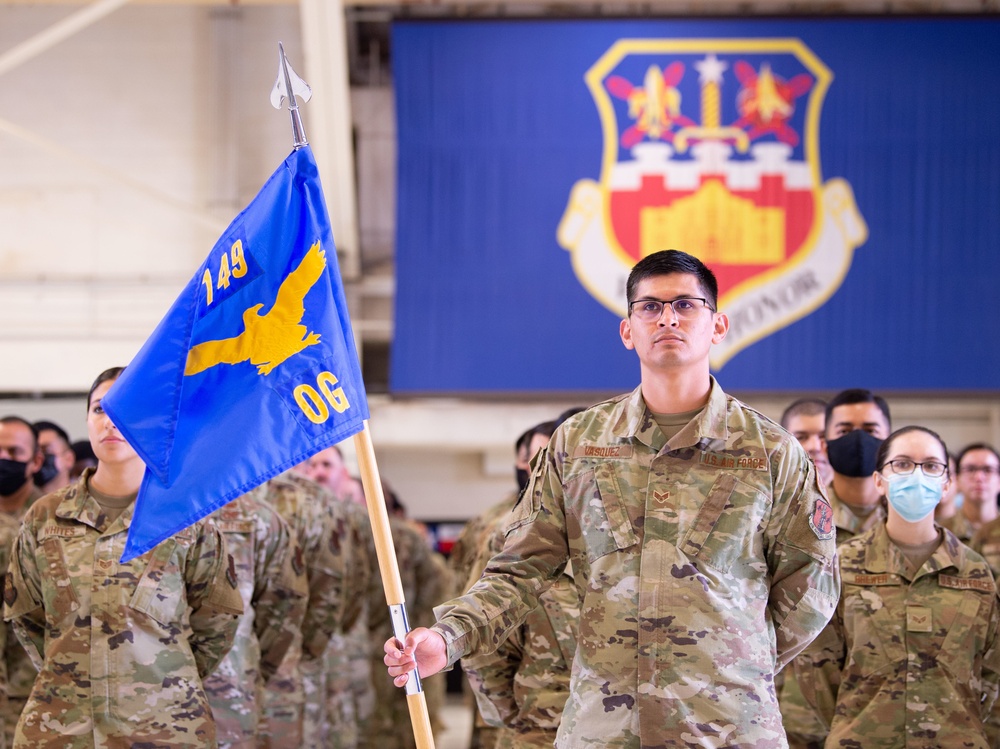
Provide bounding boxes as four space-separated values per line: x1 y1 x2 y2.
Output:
795 425 1000 749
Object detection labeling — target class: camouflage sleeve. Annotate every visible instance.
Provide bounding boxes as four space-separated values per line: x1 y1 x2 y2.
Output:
463 519 506 594
341 507 375 632
184 522 244 677
3 523 45 670
979 587 1000 719
433 446 567 666
765 441 840 671
252 504 309 683
791 599 846 731
411 545 452 628
455 523 524 728
448 515 488 599
299 502 364 661
461 618 524 728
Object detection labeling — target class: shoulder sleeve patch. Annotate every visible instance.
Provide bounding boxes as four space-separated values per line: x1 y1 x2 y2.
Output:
808 495 835 541
3 575 16 607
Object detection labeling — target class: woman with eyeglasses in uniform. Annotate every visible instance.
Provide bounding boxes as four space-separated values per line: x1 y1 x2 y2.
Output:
794 425 1000 748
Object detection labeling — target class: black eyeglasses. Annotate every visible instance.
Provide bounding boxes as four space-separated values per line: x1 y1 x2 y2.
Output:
958 465 1000 477
880 459 948 478
628 297 715 322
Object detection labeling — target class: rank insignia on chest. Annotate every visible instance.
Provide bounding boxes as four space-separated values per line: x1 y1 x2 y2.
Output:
906 605 933 633
809 495 834 540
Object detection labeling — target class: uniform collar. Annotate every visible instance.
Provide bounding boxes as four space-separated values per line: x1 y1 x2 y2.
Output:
55 467 133 533
828 483 886 536
862 521 963 579
614 376 728 453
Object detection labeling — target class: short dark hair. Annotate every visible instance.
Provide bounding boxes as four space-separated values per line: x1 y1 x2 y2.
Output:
780 398 827 430
71 439 96 463
555 407 587 429
626 250 719 310
0 416 39 452
533 420 557 440
825 388 891 431
515 428 534 456
88 367 125 409
515 420 559 456
34 420 70 448
875 426 949 473
956 442 1000 469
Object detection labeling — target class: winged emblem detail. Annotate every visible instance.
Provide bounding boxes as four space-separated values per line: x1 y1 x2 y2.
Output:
185 241 327 377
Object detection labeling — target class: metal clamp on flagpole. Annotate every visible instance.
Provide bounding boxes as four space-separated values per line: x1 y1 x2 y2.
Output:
390 604 423 695
271 42 312 149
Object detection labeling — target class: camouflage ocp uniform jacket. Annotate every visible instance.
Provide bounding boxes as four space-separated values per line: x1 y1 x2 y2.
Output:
434 378 839 748
259 473 372 749
827 483 886 546
0 510 20 748
458 512 580 748
794 522 1000 749
204 493 308 748
448 493 519 599
2 484 42 740
2 471 244 749
777 483 887 747
970 517 1000 578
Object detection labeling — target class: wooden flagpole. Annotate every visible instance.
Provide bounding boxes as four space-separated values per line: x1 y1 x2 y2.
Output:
354 421 437 749
272 44 434 749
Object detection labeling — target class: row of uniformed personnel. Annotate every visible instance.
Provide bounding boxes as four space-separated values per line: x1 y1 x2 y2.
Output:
0 367 450 749
445 383 1000 749
383 251 1000 749
5 250 1000 749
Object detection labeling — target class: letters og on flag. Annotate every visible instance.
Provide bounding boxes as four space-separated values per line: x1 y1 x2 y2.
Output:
557 39 868 367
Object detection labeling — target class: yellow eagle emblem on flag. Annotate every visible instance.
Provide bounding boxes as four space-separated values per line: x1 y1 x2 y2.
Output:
185 241 327 377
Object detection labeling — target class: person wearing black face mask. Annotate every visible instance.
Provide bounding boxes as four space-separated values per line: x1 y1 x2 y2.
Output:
32 421 75 495
0 416 44 520
823 389 892 545
778 389 893 749
0 416 44 745
445 418 557 749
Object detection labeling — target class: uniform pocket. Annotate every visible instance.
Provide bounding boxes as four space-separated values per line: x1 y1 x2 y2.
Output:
940 593 988 684
840 582 905 675
128 537 185 627
40 536 82 617
678 474 764 573
564 464 638 563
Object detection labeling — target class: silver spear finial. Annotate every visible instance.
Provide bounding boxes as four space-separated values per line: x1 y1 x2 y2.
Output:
271 42 313 149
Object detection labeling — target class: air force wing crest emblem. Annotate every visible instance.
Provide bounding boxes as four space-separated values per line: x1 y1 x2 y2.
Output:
557 39 868 367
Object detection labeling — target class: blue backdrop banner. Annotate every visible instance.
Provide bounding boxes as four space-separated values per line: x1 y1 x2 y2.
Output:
391 18 1000 393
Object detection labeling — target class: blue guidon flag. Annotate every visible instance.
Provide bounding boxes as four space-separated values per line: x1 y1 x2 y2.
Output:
103 146 368 562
